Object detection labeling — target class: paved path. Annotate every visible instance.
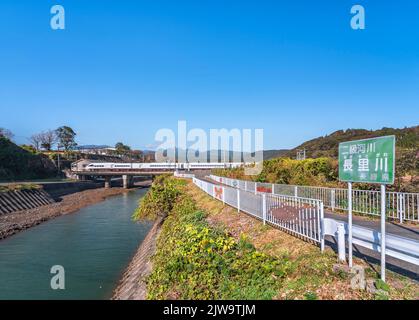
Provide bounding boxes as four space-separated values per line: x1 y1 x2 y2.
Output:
324 210 419 241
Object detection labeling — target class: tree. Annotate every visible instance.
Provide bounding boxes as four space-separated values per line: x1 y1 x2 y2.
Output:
29 133 43 151
56 126 77 152
0 128 14 140
39 130 58 151
115 142 131 156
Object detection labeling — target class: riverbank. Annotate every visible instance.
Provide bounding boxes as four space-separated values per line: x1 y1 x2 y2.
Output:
119 176 418 300
112 216 164 300
0 185 148 241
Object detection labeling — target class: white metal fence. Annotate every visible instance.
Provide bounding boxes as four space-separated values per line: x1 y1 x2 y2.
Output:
209 175 419 223
192 176 419 268
193 177 325 247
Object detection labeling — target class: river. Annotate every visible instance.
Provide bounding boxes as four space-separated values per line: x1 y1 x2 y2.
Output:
0 188 151 300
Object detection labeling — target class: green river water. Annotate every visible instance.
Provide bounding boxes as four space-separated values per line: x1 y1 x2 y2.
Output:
0 188 151 299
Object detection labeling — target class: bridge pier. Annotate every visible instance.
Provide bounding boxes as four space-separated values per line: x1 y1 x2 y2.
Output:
122 175 133 189
104 176 112 188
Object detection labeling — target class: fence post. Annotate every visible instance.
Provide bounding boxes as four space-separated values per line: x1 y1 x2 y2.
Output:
237 188 240 213
272 183 275 194
255 182 257 195
262 193 266 225
337 223 346 262
245 181 247 192
294 186 298 197
320 201 325 252
399 194 404 224
222 187 225 205
331 189 336 211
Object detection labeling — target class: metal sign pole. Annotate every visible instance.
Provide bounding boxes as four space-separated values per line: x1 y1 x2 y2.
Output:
380 184 386 281
348 182 353 268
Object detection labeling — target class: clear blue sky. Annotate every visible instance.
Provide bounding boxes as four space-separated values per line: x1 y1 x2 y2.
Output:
1 0 418 150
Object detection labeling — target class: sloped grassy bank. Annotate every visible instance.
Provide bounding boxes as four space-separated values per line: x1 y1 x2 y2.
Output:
132 176 418 300
133 176 288 299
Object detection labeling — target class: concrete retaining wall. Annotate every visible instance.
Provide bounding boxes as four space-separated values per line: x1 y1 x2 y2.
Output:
0 189 55 215
42 181 103 199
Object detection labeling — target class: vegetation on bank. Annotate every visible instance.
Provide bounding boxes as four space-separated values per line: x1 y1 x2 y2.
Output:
215 157 338 187
134 176 289 299
213 154 418 192
133 176 418 300
0 183 40 193
259 126 418 192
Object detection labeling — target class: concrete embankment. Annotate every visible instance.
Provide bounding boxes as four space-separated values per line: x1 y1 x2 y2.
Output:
112 216 164 300
0 181 103 215
0 189 55 215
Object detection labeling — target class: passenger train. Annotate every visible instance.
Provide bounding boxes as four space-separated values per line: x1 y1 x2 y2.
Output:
81 162 243 172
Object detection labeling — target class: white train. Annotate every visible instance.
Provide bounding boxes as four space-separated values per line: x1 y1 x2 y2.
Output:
83 162 243 172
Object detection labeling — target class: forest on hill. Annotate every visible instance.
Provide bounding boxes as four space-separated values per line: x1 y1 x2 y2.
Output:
215 126 418 192
0 137 57 181
284 126 418 159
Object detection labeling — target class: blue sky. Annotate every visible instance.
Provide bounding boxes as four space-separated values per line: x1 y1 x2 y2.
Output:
1 0 418 150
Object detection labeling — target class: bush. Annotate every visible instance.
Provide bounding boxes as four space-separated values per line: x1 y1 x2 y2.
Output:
213 157 338 187
138 177 289 299
132 175 185 220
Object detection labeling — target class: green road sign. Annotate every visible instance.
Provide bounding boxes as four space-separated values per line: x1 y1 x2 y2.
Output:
338 135 395 184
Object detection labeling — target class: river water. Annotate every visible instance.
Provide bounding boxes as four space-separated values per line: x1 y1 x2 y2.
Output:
0 188 151 300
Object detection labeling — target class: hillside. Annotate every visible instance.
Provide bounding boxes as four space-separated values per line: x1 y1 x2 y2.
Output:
284 126 418 159
263 149 289 160
0 137 57 181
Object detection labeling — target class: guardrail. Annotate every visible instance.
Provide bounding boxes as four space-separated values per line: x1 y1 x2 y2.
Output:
209 175 419 223
193 177 324 247
193 176 419 268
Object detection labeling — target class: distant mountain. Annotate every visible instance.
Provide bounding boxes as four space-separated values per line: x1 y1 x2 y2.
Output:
149 148 288 162
263 149 289 160
283 126 419 159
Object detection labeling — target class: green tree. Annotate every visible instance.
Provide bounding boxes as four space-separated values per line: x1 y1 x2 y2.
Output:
56 126 77 152
0 128 14 140
115 142 131 156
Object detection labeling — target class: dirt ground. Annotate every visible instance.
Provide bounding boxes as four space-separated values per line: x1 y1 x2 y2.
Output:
0 187 135 240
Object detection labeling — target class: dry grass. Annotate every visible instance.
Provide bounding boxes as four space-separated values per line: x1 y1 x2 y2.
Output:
184 180 419 300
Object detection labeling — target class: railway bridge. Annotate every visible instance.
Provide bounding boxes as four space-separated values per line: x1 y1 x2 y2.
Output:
71 160 242 189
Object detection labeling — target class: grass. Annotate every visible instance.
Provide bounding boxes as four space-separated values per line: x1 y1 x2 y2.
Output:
0 183 40 192
135 176 419 300
136 177 288 300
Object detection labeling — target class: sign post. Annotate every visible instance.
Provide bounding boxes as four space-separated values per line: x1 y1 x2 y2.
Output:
348 181 352 267
338 135 395 281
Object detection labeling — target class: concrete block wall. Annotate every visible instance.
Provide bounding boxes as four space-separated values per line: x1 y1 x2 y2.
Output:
0 189 55 215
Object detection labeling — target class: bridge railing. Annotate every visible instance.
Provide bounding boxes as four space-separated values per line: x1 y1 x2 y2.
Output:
209 175 419 223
